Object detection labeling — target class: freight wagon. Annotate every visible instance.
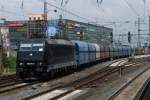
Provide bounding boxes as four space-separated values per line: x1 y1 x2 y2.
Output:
16 39 144 80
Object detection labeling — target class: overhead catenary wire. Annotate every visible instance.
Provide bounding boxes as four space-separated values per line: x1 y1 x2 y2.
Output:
47 1 90 21
0 9 25 17
122 0 139 17
64 0 70 7
97 0 103 7
61 0 64 6
21 0 24 9
60 0 70 7
39 0 90 22
143 0 146 20
0 0 95 23
0 0 26 19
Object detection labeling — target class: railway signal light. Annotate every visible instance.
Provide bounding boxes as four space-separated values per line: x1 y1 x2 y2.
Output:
128 31 131 43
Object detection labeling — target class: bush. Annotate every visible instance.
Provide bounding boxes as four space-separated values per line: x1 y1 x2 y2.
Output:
3 56 16 69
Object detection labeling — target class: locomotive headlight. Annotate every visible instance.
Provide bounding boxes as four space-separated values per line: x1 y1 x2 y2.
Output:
19 63 24 66
39 62 42 66
39 48 43 51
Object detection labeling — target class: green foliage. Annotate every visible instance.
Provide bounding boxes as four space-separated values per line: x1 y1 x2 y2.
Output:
3 56 16 69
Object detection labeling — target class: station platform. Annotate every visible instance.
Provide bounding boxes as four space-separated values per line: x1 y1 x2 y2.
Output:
135 75 150 100
111 68 150 100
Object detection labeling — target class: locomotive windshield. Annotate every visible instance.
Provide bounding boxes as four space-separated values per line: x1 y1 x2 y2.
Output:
32 43 44 51
20 44 32 51
20 43 44 51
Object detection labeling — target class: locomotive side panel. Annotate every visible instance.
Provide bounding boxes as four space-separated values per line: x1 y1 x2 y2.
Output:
45 39 75 72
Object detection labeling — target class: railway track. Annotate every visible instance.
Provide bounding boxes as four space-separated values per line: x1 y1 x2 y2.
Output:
0 58 144 99
23 59 134 100
0 74 38 94
0 74 23 89
0 80 23 89
0 59 124 96
0 82 37 94
0 74 16 81
108 67 150 100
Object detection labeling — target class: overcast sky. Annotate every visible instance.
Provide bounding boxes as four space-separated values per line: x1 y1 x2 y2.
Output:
0 0 148 21
0 0 150 45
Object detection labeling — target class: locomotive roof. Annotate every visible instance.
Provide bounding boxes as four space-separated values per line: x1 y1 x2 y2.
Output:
46 39 73 45
20 39 73 46
21 39 45 43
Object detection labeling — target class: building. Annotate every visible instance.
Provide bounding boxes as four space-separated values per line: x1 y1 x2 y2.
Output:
48 19 113 45
28 14 47 38
5 19 113 49
28 14 45 20
5 21 27 49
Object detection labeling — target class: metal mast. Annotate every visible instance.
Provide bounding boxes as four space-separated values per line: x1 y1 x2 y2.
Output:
137 17 141 47
149 15 150 45
44 0 48 37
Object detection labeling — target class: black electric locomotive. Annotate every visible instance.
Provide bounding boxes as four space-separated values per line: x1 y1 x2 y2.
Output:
16 39 75 79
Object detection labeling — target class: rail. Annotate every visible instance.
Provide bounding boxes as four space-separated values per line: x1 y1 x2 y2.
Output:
23 59 129 100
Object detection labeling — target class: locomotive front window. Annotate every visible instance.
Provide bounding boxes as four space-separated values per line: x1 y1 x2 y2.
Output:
20 43 44 51
32 43 44 51
20 44 32 51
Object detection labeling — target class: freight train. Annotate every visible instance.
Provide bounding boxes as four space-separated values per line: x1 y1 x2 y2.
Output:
16 39 145 80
